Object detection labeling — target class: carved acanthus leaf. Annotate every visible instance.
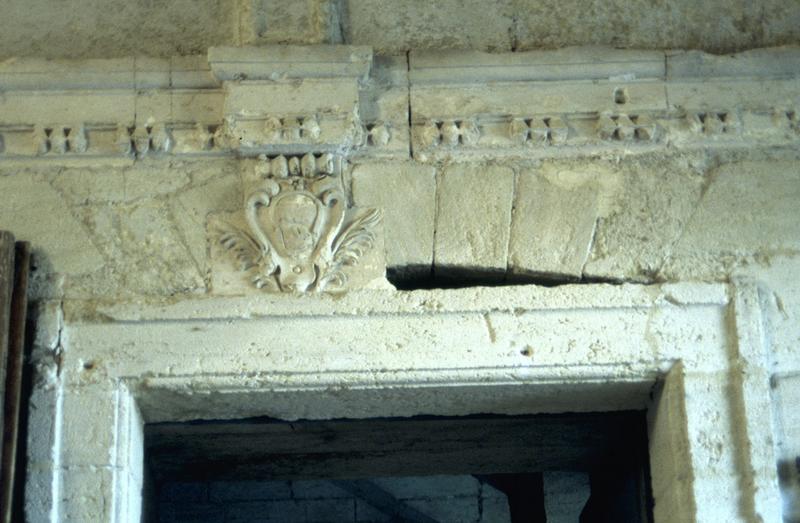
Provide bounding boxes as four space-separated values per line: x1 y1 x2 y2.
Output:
217 154 381 293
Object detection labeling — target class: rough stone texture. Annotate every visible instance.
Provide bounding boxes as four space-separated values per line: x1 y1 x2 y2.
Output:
35 281 784 522
1 1 799 60
352 162 436 279
509 167 600 280
236 0 341 46
660 160 800 281
343 0 514 53
1 44 798 523
0 160 240 299
514 0 764 52
434 164 515 278
581 153 708 282
0 0 236 60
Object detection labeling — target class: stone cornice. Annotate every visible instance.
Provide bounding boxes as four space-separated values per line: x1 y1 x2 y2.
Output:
1 46 798 162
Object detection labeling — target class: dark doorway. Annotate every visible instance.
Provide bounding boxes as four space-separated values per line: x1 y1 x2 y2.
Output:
144 412 653 522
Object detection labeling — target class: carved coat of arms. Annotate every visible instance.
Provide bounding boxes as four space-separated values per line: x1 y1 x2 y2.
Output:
217 154 381 293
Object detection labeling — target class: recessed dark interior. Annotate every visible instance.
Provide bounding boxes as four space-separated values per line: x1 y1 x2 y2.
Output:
144 412 653 523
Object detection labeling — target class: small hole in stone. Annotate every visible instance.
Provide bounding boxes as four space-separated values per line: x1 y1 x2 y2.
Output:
520 347 533 357
614 87 628 104
83 361 95 370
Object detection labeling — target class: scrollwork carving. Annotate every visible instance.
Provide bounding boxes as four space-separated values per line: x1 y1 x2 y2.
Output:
217 154 382 293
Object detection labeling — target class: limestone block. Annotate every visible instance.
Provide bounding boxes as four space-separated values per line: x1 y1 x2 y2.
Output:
582 154 706 282
412 79 666 123
58 467 115 522
434 164 514 277
661 160 800 280
356 54 410 159
738 257 800 372
410 47 665 84
222 78 361 152
59 386 118 467
762 0 800 47
0 171 104 276
169 54 218 89
667 47 800 79
666 78 800 114
122 201 207 295
134 57 170 89
344 0 514 53
208 45 372 82
170 90 224 124
124 164 191 202
134 90 172 128
171 165 243 282
0 0 234 61
509 169 600 279
224 78 358 117
0 90 136 126
0 57 135 90
235 0 339 46
351 162 435 278
513 0 762 53
50 167 126 204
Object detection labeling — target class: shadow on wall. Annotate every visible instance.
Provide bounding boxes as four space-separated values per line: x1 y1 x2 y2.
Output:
388 266 624 290
778 458 800 522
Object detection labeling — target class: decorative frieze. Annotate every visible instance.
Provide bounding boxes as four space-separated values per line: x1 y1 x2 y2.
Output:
596 113 658 142
408 108 799 159
1 46 800 162
687 111 741 136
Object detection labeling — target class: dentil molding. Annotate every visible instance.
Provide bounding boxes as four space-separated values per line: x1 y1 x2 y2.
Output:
0 46 799 163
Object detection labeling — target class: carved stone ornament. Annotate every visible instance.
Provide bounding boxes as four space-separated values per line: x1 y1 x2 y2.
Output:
217 154 382 293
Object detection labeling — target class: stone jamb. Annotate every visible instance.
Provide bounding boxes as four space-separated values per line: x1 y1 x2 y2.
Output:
22 281 783 522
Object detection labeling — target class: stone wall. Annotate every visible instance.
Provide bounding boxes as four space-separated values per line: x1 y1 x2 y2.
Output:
1 0 800 59
0 43 798 522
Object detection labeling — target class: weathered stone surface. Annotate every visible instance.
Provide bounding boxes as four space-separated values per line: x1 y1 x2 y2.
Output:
344 0 514 53
0 0 234 60
509 167 600 280
0 170 104 278
235 0 339 46
1 0 799 60
122 201 206 295
209 157 389 294
582 154 707 282
514 0 763 53
434 164 514 277
661 160 800 281
356 54 411 160
171 167 242 287
351 162 435 279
